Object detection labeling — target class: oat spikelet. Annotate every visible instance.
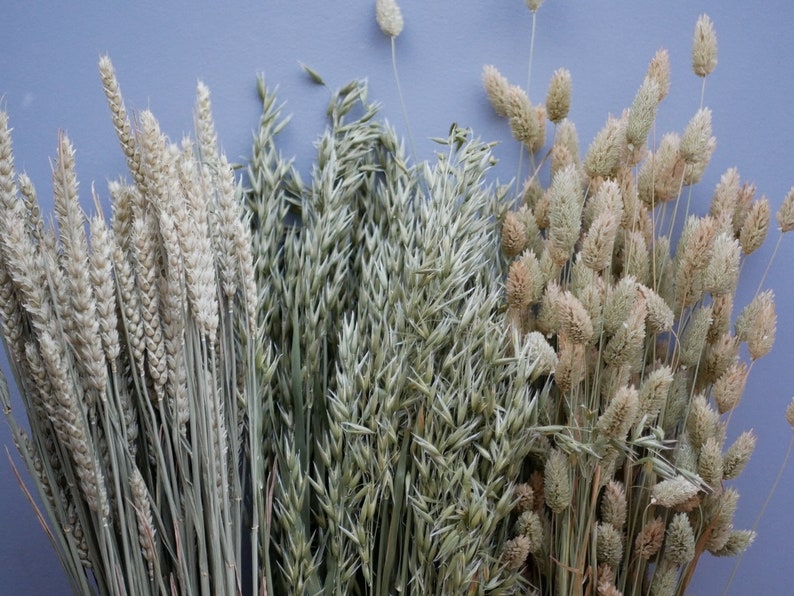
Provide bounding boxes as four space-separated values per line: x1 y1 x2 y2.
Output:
483 65 511 117
692 14 718 77
546 68 572 124
376 0 403 37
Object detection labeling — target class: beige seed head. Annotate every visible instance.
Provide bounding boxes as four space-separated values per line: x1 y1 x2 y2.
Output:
626 76 660 152
692 14 718 77
482 65 511 117
600 480 627 531
525 331 558 378
596 522 624 569
501 535 530 570
507 86 542 150
506 258 534 311
735 289 776 360
514 510 544 553
502 211 527 257
739 197 771 255
711 530 756 557
786 396 794 429
776 186 794 232
679 108 713 165
698 436 724 488
635 516 666 559
713 361 747 415
666 512 696 565
546 68 572 124
547 164 584 265
376 0 404 37
687 394 722 450
722 430 756 480
544 448 571 513
650 475 699 508
710 167 741 233
525 0 544 11
514 482 535 512
646 48 671 101
559 291 594 344
584 115 626 181
637 365 674 424
595 385 639 440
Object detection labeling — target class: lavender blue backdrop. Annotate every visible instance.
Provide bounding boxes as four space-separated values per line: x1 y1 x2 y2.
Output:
2 2 793 594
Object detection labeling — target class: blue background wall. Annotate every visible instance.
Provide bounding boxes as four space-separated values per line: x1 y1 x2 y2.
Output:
1 2 793 593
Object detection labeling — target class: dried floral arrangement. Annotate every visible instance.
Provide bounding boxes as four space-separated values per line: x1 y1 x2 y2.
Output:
2 1 794 595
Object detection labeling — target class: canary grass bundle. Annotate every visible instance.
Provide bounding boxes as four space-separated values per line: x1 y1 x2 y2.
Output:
485 6 794 596
0 57 259 594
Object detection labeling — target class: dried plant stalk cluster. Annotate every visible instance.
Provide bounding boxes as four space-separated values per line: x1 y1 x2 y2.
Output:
0 57 258 595
487 8 794 596
248 79 539 594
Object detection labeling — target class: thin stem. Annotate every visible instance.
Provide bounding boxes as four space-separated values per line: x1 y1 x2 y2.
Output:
391 36 418 168
516 10 539 196
723 432 794 594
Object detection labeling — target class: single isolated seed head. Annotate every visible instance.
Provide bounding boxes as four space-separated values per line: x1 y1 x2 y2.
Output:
692 14 718 77
525 0 544 12
376 0 404 38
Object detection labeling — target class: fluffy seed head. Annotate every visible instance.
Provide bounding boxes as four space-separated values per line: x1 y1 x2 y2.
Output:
501 535 531 570
739 197 770 255
546 68 572 124
776 186 794 232
596 522 624 569
635 517 666 559
666 512 696 564
596 385 639 440
483 65 511 117
646 48 671 101
544 448 572 513
376 0 404 37
692 14 718 77
600 480 627 530
502 211 527 257
735 290 776 360
626 76 660 151
722 430 756 480
712 361 747 414
650 475 699 508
